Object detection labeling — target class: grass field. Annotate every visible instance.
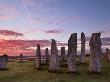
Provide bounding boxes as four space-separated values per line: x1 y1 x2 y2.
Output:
0 59 110 82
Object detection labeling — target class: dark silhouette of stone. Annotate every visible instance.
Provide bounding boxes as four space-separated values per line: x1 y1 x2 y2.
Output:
80 32 86 63
48 39 61 73
19 54 23 63
106 48 110 62
89 33 102 73
61 47 66 60
60 47 66 66
0 54 8 70
35 44 41 69
45 48 49 64
67 33 77 73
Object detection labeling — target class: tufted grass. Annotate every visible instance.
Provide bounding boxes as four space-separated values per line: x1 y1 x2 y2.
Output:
0 59 110 82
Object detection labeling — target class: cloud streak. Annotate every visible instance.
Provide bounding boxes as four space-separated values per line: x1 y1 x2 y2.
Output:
45 29 64 34
0 30 24 37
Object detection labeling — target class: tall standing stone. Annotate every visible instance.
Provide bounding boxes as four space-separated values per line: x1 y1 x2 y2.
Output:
0 54 8 70
35 44 41 69
80 32 86 63
106 48 110 62
19 54 23 63
48 39 61 72
67 33 77 73
89 33 102 73
45 48 49 64
60 47 66 65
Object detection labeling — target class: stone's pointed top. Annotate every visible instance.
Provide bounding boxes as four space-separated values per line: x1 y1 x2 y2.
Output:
3 54 8 57
61 46 65 49
81 32 84 34
52 39 56 42
20 54 23 56
37 44 40 46
106 48 109 51
51 39 57 46
81 32 85 35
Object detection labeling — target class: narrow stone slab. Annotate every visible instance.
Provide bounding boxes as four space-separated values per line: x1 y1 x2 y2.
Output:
35 44 41 69
45 48 49 64
19 54 23 63
67 33 77 73
80 32 86 63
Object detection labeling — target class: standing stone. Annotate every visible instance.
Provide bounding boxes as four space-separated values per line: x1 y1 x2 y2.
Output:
89 33 102 73
0 54 8 70
106 48 110 62
60 47 66 65
48 39 61 72
67 33 77 73
19 54 23 63
80 32 86 63
45 48 49 64
35 44 41 69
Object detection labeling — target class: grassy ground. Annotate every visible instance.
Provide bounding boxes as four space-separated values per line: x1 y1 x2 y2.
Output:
0 59 110 82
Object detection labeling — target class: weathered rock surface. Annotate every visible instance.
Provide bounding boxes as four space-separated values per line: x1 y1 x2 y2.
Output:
19 54 23 63
67 33 77 73
89 33 102 73
106 48 110 62
80 32 86 63
0 54 8 70
35 44 41 69
49 39 61 73
45 48 49 64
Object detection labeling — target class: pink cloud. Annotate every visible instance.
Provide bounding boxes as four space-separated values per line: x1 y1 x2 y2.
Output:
0 30 24 37
0 39 68 56
0 39 51 56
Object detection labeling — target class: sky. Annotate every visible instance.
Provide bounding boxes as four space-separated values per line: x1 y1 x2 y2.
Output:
0 0 110 56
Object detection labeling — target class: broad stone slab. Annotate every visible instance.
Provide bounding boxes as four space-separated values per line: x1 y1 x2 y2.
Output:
0 54 8 70
89 33 102 73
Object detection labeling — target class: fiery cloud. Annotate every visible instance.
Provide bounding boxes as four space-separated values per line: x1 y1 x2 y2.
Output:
0 39 51 56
